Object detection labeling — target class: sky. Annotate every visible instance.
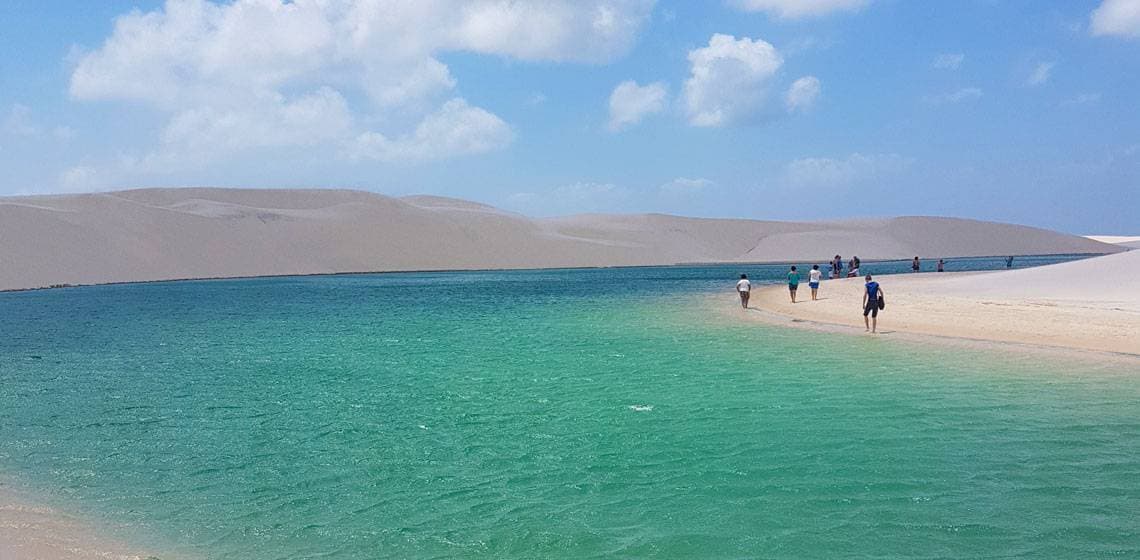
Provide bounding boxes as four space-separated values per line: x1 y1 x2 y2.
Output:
1 0 1138 234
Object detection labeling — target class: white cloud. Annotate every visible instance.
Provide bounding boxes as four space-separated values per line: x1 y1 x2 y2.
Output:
1062 93 1102 106
1090 0 1140 38
785 76 821 112
786 153 912 188
162 87 353 155
730 0 869 19
351 98 513 163
683 34 783 127
659 177 713 194
922 87 983 105
3 104 77 144
1027 61 1055 86
607 80 668 131
932 53 964 70
3 104 40 137
68 0 655 169
58 165 104 192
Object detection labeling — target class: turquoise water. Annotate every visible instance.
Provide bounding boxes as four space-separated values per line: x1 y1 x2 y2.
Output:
1 259 1138 558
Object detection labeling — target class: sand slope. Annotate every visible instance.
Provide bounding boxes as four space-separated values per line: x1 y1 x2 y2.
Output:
751 250 1140 355
0 188 1120 291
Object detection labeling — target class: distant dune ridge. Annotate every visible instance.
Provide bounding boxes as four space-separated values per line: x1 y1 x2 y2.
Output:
0 188 1122 291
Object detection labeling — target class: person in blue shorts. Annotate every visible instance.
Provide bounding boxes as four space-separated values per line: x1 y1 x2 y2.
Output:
787 266 800 303
862 274 883 333
808 264 822 301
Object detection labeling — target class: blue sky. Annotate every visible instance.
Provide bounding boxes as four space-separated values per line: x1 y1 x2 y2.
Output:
1 0 1138 234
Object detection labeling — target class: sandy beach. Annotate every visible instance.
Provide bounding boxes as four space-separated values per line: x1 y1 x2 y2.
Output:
0 488 153 560
750 250 1140 356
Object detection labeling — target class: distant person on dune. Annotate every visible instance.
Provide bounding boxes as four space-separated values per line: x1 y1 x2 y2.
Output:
937 259 945 272
809 265 822 300
788 266 800 303
912 256 920 273
736 274 751 309
863 274 883 334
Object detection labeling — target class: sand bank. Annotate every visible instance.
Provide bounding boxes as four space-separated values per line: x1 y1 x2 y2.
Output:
749 251 1140 356
0 487 154 560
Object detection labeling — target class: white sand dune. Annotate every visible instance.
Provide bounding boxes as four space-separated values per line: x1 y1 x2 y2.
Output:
0 187 1121 291
751 250 1140 355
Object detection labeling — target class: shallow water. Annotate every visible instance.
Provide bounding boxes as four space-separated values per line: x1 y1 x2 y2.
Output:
1 257 1137 558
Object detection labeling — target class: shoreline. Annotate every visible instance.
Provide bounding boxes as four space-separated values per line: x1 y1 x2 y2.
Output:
0 484 157 560
0 252 1114 295
740 258 1140 358
727 294 1140 366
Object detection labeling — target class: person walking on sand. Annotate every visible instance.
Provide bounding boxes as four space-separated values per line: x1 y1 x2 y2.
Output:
833 255 843 279
937 259 945 272
735 274 751 309
863 274 883 333
911 256 921 273
809 265 822 301
787 266 800 303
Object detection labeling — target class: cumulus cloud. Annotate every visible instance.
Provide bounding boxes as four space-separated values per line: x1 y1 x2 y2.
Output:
785 76 821 112
730 0 869 19
1090 0 1140 38
68 0 655 168
1027 61 1055 86
162 87 353 155
922 87 983 105
785 153 912 188
607 80 668 131
683 34 783 127
351 98 513 163
932 53 964 70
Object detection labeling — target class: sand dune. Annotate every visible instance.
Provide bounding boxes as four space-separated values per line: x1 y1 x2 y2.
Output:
750 250 1140 355
0 188 1121 291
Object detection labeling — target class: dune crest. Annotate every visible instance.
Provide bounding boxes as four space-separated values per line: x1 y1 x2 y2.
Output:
0 188 1121 291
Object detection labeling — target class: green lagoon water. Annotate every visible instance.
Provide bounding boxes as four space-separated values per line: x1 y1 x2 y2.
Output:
1 258 1138 558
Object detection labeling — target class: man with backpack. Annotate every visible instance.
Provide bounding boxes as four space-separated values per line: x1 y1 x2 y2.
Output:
863 274 884 334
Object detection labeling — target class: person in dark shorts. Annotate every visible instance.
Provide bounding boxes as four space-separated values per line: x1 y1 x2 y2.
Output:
911 256 920 273
863 274 883 333
787 266 800 303
735 274 751 309
937 259 944 272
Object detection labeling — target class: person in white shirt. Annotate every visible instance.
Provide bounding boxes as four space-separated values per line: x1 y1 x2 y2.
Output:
808 265 822 301
735 274 751 309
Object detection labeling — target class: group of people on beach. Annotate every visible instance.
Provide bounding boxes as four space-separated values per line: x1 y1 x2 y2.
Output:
735 255 960 334
735 267 886 333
